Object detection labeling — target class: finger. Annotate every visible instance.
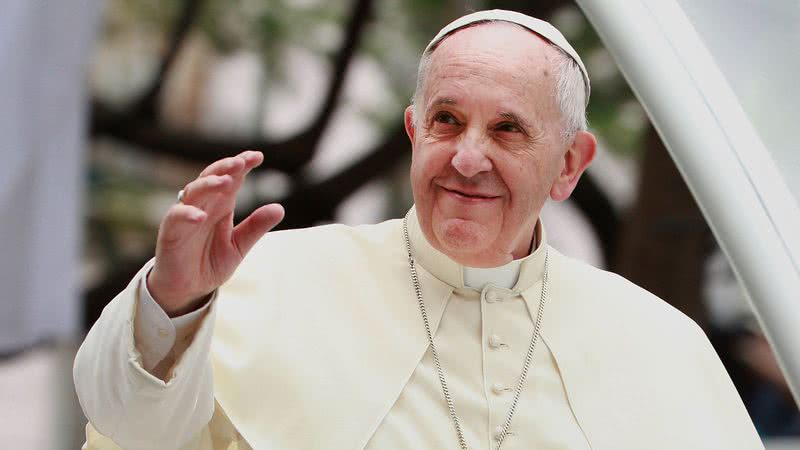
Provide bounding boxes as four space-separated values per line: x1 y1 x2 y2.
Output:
240 150 264 171
198 150 262 178
181 175 234 207
158 204 208 250
198 155 245 178
231 203 284 258
228 150 264 190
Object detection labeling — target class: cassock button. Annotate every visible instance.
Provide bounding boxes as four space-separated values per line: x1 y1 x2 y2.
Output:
492 382 508 395
488 334 504 349
486 291 499 303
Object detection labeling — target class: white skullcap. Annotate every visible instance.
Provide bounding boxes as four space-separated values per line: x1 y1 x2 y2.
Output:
424 9 590 104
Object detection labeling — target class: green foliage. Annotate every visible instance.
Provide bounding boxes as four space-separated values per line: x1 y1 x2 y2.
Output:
198 0 347 82
549 5 648 158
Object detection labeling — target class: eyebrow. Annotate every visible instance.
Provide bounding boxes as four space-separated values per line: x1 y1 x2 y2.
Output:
426 99 537 134
499 111 533 132
430 97 458 108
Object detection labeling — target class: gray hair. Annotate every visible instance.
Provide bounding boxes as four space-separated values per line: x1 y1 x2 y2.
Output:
411 22 588 144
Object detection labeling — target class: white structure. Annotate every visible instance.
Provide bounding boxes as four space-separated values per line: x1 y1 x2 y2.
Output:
577 0 800 404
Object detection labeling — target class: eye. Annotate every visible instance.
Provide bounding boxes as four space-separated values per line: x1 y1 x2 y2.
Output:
433 111 459 125
496 122 521 133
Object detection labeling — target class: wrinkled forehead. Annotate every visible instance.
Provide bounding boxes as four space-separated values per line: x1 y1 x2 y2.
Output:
423 23 560 114
423 10 590 103
428 21 557 72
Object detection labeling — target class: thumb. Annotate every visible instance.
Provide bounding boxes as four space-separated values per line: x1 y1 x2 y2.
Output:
232 203 285 258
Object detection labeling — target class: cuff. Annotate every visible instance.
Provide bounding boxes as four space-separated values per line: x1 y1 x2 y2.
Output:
133 266 214 372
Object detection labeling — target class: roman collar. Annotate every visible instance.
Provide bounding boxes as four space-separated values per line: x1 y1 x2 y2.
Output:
406 207 548 293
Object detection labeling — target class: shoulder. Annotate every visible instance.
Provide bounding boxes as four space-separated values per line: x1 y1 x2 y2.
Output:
545 251 759 446
549 248 706 344
254 217 402 254
215 217 412 345
235 217 404 276
545 248 725 388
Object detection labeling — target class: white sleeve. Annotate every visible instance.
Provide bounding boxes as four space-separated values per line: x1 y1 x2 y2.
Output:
134 270 212 373
74 260 218 450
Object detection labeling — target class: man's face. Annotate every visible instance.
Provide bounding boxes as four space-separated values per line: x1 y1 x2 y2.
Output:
407 23 574 267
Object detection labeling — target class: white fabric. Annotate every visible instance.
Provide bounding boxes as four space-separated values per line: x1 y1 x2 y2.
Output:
127 224 585 450
462 260 521 290
365 282 589 449
81 216 584 450
424 9 590 103
75 211 762 450
133 266 212 372
0 0 102 352
134 264 519 371
75 263 217 450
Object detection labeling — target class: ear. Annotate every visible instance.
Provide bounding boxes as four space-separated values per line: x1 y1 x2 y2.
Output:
404 105 416 148
549 130 597 201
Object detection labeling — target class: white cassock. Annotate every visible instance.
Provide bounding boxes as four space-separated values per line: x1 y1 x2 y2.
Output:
74 208 763 450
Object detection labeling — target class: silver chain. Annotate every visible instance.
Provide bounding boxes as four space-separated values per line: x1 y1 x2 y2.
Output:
402 215 549 450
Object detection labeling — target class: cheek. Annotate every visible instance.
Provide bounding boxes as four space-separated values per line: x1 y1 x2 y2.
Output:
410 153 431 189
414 144 451 180
410 149 441 206
505 154 537 190
502 156 546 211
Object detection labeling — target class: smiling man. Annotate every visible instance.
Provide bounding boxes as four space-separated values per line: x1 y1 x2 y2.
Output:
74 10 763 450
408 20 595 268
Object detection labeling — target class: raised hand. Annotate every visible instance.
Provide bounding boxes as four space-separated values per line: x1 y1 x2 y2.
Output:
147 151 284 316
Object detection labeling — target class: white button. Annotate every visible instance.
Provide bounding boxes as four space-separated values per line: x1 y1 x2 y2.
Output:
488 334 504 349
492 382 508 395
486 291 498 302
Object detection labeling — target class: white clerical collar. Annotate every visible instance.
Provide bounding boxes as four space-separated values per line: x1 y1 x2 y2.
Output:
463 260 522 290
406 206 547 293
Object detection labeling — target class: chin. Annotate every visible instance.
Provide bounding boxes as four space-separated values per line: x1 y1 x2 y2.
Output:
434 217 492 256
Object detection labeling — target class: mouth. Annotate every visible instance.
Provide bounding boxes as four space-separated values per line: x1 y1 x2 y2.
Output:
441 186 500 201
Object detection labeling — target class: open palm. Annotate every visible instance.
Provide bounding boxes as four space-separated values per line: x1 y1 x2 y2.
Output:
148 151 284 316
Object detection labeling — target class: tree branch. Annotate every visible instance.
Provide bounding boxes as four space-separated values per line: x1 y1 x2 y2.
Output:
91 0 375 173
274 124 408 228
303 0 374 141
91 100 313 172
132 0 206 119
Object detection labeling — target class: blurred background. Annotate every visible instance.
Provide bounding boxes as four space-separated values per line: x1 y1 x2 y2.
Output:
0 0 797 448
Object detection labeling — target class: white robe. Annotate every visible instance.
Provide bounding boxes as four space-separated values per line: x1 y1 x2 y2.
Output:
74 208 763 449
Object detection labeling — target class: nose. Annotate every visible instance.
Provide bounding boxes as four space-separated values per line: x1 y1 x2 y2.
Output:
451 133 492 178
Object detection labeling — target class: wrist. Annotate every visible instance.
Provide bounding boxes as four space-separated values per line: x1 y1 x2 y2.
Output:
146 269 211 317
163 293 213 318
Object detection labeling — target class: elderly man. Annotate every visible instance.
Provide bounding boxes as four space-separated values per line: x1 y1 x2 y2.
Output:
74 10 763 450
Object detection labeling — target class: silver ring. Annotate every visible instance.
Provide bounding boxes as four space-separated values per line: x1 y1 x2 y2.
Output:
177 189 186 204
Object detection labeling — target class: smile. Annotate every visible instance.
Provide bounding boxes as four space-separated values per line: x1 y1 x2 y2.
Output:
441 186 500 201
